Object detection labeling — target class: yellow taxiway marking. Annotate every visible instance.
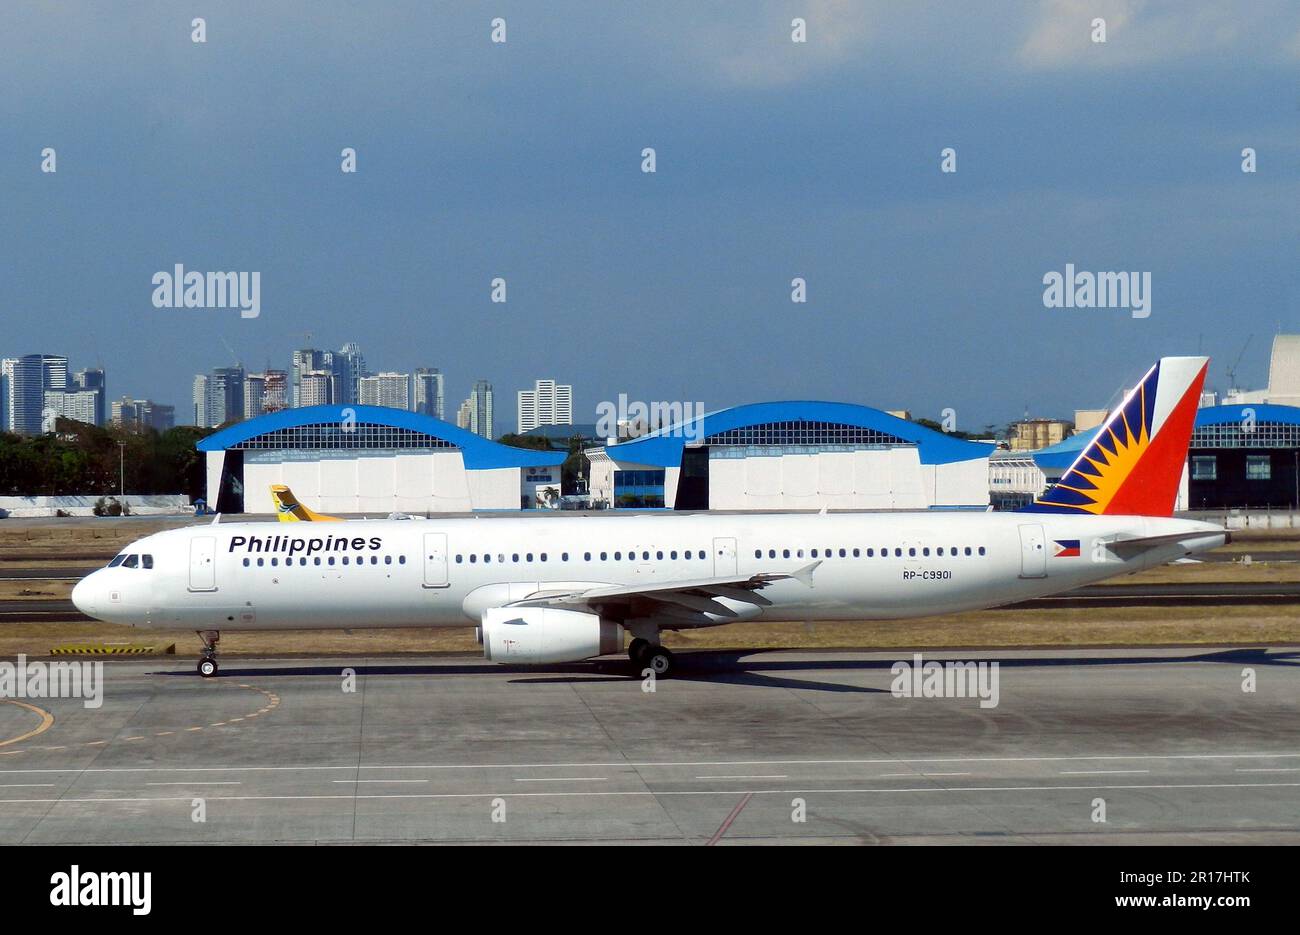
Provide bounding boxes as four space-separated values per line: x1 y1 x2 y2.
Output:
0 700 55 748
0 684 279 757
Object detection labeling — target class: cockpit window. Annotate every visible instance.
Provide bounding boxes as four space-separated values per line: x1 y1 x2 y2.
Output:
122 554 139 569
107 555 126 568
142 555 154 569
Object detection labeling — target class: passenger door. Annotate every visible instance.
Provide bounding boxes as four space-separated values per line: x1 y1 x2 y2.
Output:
189 537 217 592
422 532 449 588
1018 524 1047 578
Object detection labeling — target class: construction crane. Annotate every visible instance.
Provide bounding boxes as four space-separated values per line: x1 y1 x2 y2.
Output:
1226 335 1253 394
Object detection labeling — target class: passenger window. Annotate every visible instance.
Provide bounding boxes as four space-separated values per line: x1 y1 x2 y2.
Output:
385 556 392 565
526 553 534 562
811 549 819 558
243 558 250 567
853 548 861 558
615 552 622 560
258 558 265 567
272 558 280 566
866 548 873 557
399 556 406 564
657 551 663 560
456 554 463 563
315 557 322 566
671 551 678 560
923 548 930 557
894 548 902 557
512 554 519 563
839 548 846 558
584 552 591 561
782 549 790 559
540 553 548 562
327 557 335 566
562 553 569 561
469 555 477 563
600 552 608 561
978 546 986 556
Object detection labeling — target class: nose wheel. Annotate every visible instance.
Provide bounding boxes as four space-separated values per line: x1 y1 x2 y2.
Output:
196 630 221 678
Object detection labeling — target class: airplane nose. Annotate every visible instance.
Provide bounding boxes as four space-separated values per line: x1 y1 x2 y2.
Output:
71 574 99 618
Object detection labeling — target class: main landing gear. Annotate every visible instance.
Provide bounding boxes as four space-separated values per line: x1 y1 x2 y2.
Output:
628 637 674 678
197 630 220 677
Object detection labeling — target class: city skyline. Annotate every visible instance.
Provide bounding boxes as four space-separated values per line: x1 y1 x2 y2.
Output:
3 3 1295 434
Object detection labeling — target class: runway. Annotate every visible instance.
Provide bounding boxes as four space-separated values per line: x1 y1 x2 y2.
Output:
1 647 1297 844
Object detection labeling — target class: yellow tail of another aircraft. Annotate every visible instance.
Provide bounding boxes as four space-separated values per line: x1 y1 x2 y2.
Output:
270 485 343 522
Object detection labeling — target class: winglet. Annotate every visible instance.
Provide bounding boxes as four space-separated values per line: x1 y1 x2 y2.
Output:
790 560 823 588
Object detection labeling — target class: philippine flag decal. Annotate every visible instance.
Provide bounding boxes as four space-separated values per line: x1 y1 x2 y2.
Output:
1053 539 1081 557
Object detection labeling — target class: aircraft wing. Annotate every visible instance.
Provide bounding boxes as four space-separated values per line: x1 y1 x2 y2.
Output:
504 561 822 624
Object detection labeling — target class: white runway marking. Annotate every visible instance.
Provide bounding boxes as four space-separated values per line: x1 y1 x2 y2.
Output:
145 781 241 786
1236 767 1300 773
1 780 1298 806
1059 770 1151 775
513 777 607 783
696 775 789 780
2 751 1297 775
332 779 428 784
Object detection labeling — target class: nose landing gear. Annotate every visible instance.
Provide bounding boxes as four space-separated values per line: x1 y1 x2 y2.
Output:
197 630 220 677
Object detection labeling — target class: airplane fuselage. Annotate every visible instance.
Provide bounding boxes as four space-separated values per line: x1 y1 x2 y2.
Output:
72 511 1226 632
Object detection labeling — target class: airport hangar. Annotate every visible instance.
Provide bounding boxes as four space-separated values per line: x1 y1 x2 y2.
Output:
583 401 993 511
197 405 565 515
989 403 1300 511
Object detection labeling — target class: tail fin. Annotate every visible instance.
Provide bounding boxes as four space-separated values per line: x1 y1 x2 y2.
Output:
270 485 343 522
1021 356 1208 517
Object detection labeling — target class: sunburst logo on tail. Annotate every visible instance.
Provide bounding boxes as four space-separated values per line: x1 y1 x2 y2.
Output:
1023 357 1208 517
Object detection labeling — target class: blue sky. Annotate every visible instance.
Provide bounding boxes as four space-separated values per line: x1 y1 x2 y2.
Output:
2 1 1297 432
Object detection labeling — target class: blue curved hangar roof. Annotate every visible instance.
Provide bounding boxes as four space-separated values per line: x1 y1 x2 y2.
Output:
196 405 565 469
601 400 992 466
1030 404 1300 470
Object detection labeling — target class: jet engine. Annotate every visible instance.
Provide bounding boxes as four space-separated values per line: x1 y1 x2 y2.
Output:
480 607 623 664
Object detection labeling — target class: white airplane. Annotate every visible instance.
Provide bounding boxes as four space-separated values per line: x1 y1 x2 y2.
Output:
72 357 1226 678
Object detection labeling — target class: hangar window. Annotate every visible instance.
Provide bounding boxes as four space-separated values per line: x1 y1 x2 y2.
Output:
1247 455 1272 480
1191 456 1217 480
705 419 911 448
229 423 458 450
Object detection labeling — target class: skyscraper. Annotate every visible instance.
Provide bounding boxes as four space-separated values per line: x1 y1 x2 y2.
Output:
334 343 367 407
209 366 245 426
299 370 334 407
467 380 494 439
517 378 573 433
73 368 106 426
291 349 328 407
413 368 444 420
243 373 267 420
359 372 410 409
192 374 210 427
262 370 288 412
2 355 46 435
